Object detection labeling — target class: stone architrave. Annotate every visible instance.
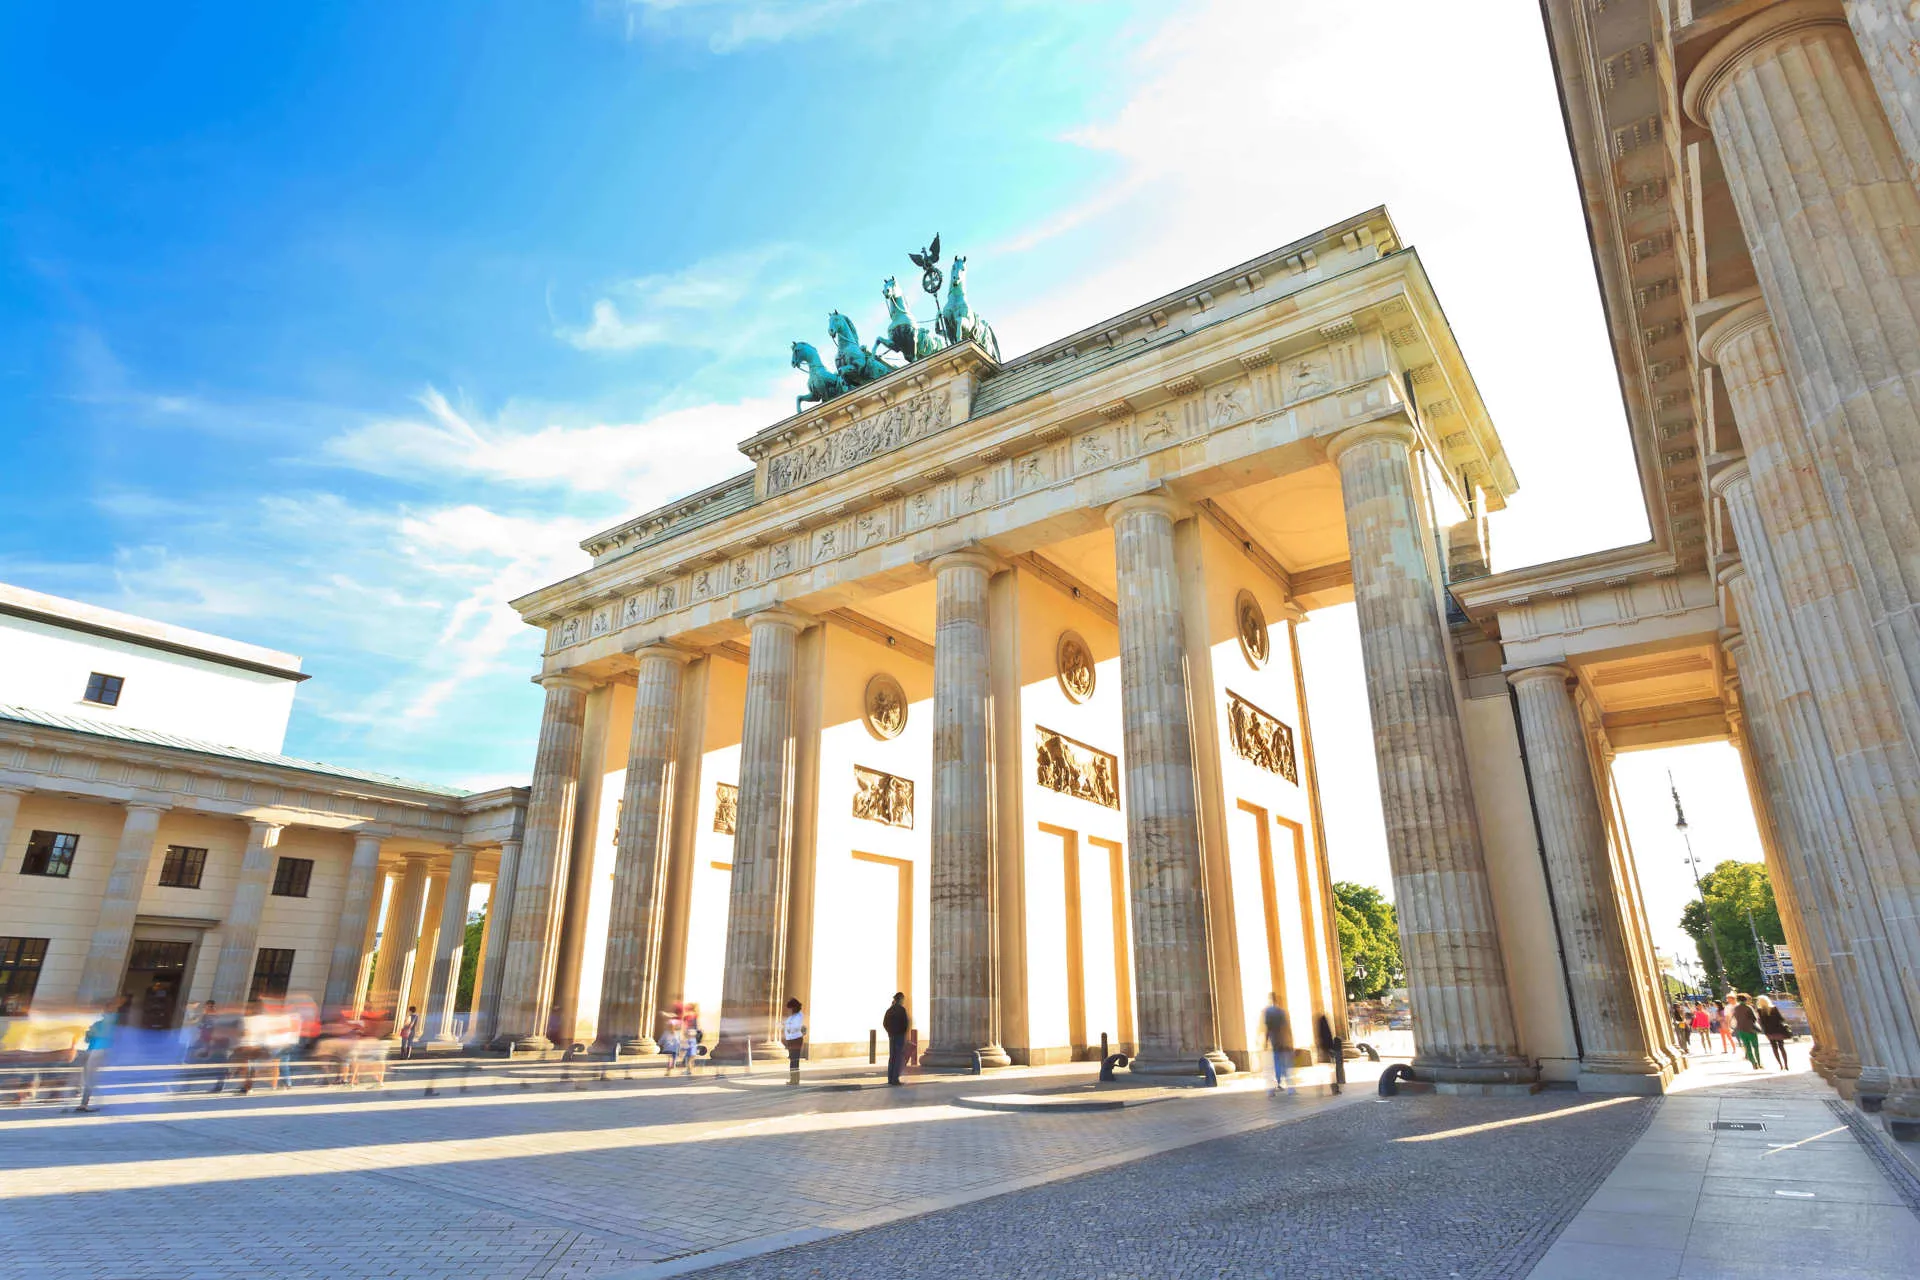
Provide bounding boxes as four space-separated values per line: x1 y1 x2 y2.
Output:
475 837 521 1045
596 645 693 1055
493 674 593 1051
368 853 430 1021
426 846 476 1045
1106 494 1230 1076
713 609 808 1062
322 833 385 1014
1509 666 1665 1091
76 803 170 1005
924 550 1011 1069
1329 420 1530 1084
209 822 286 1006
1701 304 1920 1119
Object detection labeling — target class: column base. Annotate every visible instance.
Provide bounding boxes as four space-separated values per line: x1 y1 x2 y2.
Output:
509 1034 554 1054
1412 1055 1538 1087
1126 1049 1235 1077
1576 1066 1671 1096
707 1037 787 1065
619 1037 660 1057
920 1044 1013 1070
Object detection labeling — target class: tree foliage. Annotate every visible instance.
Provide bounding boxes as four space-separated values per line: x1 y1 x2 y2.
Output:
1679 859 1783 997
455 906 485 1013
1333 881 1402 1000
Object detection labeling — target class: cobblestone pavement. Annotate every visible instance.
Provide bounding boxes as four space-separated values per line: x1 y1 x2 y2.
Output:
0 1057 1369 1279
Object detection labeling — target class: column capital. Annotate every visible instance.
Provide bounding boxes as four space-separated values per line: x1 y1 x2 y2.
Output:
740 605 811 633
1707 456 1752 499
626 642 697 667
534 671 595 693
1325 417 1419 466
247 819 285 842
1683 0 1849 126
1698 295 1771 366
123 801 172 818
1103 491 1189 528
926 547 1002 578
1507 663 1574 692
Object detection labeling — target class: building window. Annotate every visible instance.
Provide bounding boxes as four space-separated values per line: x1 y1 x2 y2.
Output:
158 845 207 889
0 937 49 1015
83 673 125 706
270 856 313 898
249 948 295 1001
21 831 79 878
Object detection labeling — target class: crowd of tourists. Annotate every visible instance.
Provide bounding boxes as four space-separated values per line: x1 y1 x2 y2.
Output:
1670 992 1798 1070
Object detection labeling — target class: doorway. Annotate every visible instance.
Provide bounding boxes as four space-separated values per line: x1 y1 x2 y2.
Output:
120 939 193 1030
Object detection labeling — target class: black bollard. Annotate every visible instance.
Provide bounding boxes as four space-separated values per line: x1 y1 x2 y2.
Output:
1332 1038 1346 1094
424 1067 440 1098
1099 1053 1129 1082
869 1030 877 1065
970 1050 983 1076
1199 1057 1218 1087
1378 1062 1415 1096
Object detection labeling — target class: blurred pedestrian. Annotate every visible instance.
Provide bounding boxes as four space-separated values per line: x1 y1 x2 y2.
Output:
1672 1001 1691 1053
1262 993 1294 1097
883 993 910 1086
1714 1001 1732 1054
77 997 125 1112
399 1005 420 1060
1730 994 1762 1069
1756 995 1792 1070
1689 1004 1710 1054
1315 1013 1343 1094
782 998 805 1086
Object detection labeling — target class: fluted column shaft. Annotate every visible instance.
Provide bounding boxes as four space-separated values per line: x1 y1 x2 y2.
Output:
1107 496 1228 1075
1842 1 1920 186
368 853 429 1019
924 551 1010 1068
1331 420 1528 1083
323 834 385 1014
476 839 520 1044
714 610 806 1062
596 647 692 1054
426 846 476 1044
407 874 447 1017
77 803 170 1004
1704 305 1920 1115
209 822 286 1006
1510 667 1665 1085
494 675 593 1050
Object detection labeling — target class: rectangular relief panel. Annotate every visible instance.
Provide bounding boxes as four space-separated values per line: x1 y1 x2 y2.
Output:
713 782 738 835
1034 727 1120 809
852 766 914 829
1226 690 1297 784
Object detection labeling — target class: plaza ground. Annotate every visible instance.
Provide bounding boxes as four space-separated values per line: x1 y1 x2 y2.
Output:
0 1046 1914 1279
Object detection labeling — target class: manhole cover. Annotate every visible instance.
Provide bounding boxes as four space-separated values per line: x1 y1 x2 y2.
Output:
1712 1121 1766 1131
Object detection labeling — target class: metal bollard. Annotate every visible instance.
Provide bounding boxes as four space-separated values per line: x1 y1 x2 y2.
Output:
1332 1038 1346 1094
1199 1057 1218 1087
970 1050 983 1075
869 1030 878 1065
1378 1062 1415 1096
1099 1053 1129 1083
1100 1032 1109 1062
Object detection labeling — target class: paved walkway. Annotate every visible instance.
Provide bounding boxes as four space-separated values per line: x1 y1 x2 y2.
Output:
1529 1043 1920 1279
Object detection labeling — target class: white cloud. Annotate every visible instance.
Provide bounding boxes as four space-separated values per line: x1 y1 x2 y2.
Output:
614 0 878 53
555 244 812 355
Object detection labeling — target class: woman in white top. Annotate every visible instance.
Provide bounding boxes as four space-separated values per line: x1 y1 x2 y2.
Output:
782 998 806 1084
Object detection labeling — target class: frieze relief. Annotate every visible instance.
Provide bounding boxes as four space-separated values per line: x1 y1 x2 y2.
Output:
713 782 739 835
765 388 954 496
1226 690 1297 783
852 765 914 828
1035 726 1120 809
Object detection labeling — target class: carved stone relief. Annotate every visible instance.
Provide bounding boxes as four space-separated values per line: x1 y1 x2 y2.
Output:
1209 380 1249 427
852 764 914 828
1056 630 1095 704
764 388 953 495
713 781 739 835
1035 726 1120 809
864 672 907 740
590 608 612 638
1283 356 1333 401
1138 407 1180 449
623 596 644 626
1235 589 1270 669
1226 690 1297 783
1077 432 1111 469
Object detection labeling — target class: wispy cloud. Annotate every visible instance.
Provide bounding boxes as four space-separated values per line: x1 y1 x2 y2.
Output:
612 0 880 53
555 244 813 356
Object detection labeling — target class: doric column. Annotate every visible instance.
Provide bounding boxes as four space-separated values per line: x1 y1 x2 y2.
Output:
323 833 384 1014
351 870 388 1017
1841 1 1920 187
407 874 447 1017
1702 306 1920 1121
714 609 808 1062
1509 667 1666 1090
209 821 285 1006
475 839 520 1044
923 550 1010 1069
468 879 495 1024
76 802 170 1004
426 845 476 1045
595 645 693 1055
493 674 593 1050
1106 495 1229 1076
1686 5 1920 796
368 853 429 1021
1330 420 1529 1084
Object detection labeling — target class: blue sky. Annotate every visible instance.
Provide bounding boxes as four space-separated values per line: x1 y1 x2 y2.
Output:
4 0 1752 952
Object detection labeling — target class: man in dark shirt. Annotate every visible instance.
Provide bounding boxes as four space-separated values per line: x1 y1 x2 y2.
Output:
882 993 910 1086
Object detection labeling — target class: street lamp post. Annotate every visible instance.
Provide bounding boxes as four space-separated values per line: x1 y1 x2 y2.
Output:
1671 773 1732 998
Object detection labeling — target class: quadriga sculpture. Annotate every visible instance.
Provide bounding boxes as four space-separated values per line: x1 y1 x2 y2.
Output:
875 275 947 363
791 341 848 415
828 311 894 389
937 255 999 360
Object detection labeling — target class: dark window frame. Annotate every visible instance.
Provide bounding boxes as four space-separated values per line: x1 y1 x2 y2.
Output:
249 947 295 1001
83 672 125 706
21 830 79 878
0 936 50 1015
270 856 313 898
158 845 208 889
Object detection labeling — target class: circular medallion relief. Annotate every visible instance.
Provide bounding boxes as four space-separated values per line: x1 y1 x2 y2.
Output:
1056 630 1096 704
864 672 908 740
1235 589 1270 670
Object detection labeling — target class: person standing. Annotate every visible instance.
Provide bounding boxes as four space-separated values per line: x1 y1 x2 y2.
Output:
77 997 124 1112
398 1005 420 1060
1755 996 1792 1071
1713 1001 1732 1054
882 993 910 1087
1314 1013 1343 1095
1730 994 1763 1069
1689 1004 1710 1055
782 998 806 1087
1261 993 1294 1097
1672 1001 1691 1053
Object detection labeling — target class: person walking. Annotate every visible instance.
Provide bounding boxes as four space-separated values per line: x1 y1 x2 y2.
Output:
1314 1013 1343 1095
1672 1001 1692 1053
77 997 125 1112
1689 1003 1710 1055
882 992 910 1087
1730 994 1763 1069
1756 995 1792 1070
1261 993 1294 1097
782 999 806 1086
1714 1000 1732 1054
398 1005 420 1060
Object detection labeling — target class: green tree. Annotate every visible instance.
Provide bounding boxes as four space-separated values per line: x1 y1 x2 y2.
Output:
454 906 485 1012
1333 881 1402 1000
1679 859 1784 997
